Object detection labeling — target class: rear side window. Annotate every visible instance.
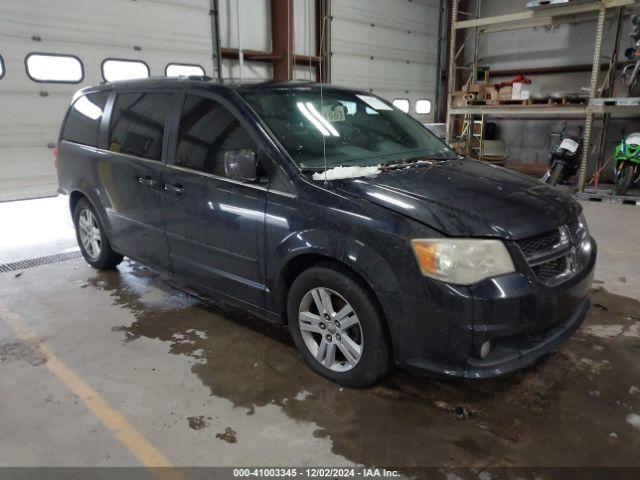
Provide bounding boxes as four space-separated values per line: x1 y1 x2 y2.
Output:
176 95 256 177
62 92 110 147
108 92 173 161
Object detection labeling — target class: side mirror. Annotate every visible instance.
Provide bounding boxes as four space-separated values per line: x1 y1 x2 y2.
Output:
224 149 258 182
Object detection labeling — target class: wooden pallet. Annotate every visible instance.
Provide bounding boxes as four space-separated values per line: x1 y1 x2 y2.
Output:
482 96 588 107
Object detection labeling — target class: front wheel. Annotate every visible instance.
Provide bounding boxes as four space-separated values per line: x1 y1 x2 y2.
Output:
628 69 640 97
287 263 391 387
547 163 564 186
73 198 123 270
615 164 636 196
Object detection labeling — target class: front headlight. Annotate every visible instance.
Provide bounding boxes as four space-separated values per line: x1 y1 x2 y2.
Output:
411 239 515 285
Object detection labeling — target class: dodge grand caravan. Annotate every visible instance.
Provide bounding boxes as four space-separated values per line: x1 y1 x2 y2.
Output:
57 78 596 387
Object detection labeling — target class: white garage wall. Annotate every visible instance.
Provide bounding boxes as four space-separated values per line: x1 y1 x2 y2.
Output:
0 0 216 201
330 0 441 122
0 0 442 202
0 0 315 201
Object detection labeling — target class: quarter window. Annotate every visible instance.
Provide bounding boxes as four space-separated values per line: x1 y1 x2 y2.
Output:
0 55 4 79
392 98 410 114
176 95 256 177
25 53 83 83
108 92 173 161
415 99 432 115
62 92 110 147
102 59 149 82
166 63 205 77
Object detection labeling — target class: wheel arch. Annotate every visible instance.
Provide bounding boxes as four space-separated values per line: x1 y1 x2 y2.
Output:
271 228 405 314
275 251 396 360
68 189 117 248
69 190 86 218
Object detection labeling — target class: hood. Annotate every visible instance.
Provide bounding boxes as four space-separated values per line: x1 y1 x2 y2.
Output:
331 159 581 240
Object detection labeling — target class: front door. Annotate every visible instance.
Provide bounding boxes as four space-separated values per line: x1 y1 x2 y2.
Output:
100 90 174 271
162 92 266 307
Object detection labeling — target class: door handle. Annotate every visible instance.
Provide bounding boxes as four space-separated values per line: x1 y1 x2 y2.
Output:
164 183 185 195
137 176 157 187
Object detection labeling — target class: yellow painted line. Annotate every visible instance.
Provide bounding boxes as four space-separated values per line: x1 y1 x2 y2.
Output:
0 304 182 480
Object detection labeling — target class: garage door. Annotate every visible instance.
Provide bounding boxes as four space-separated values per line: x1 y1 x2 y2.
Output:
330 0 441 123
0 0 214 202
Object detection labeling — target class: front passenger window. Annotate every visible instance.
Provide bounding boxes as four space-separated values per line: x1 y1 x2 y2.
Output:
176 95 256 177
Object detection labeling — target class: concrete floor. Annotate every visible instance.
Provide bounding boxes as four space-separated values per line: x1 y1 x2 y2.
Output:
0 196 77 263
0 197 639 475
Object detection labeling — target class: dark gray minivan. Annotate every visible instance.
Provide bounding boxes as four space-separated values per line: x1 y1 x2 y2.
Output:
57 77 596 387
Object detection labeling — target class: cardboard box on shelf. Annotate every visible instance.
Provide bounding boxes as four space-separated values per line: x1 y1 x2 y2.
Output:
498 86 513 102
485 86 500 105
462 83 487 101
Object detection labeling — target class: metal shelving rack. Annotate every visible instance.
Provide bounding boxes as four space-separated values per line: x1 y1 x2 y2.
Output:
445 0 639 192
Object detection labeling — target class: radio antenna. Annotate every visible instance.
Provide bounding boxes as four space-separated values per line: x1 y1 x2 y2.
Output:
319 12 328 184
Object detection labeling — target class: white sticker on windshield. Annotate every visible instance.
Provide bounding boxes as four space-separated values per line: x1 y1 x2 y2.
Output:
559 138 579 153
322 105 346 122
356 95 393 111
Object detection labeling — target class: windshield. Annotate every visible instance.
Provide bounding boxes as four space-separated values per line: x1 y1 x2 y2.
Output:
241 88 457 171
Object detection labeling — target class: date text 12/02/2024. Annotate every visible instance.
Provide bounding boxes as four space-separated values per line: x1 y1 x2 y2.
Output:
232 468 401 478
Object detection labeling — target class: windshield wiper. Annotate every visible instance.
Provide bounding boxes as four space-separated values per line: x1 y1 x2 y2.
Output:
380 156 448 170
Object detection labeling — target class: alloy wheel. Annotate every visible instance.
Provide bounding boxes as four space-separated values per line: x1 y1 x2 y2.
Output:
78 208 102 260
298 287 363 372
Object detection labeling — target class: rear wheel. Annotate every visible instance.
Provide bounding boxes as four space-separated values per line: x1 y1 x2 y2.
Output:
73 198 123 270
616 164 636 196
287 263 391 387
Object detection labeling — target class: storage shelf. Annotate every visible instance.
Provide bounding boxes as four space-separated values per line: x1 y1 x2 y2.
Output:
588 104 640 118
450 105 587 116
454 0 637 33
445 0 640 193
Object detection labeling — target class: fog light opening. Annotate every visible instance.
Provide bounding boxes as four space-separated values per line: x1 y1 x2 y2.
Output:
480 341 491 359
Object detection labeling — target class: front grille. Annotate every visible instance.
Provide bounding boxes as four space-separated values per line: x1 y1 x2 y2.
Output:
516 221 585 287
532 256 567 283
517 230 561 259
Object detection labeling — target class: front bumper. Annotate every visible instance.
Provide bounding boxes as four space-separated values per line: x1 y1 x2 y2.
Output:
381 238 596 378
463 296 589 377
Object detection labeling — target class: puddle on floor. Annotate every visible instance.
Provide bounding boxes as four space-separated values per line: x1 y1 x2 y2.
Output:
88 261 640 469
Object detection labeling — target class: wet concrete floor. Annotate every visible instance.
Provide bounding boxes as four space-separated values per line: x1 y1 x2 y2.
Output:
2 257 639 473
0 200 639 474
98 263 640 468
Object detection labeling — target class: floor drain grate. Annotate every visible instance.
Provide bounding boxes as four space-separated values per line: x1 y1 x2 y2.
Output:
0 250 82 273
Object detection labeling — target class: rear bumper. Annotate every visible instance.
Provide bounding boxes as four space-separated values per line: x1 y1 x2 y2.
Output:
381 239 596 378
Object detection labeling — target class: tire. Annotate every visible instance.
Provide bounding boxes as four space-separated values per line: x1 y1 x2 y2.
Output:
73 198 123 270
287 263 391 387
616 164 636 196
548 163 564 186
